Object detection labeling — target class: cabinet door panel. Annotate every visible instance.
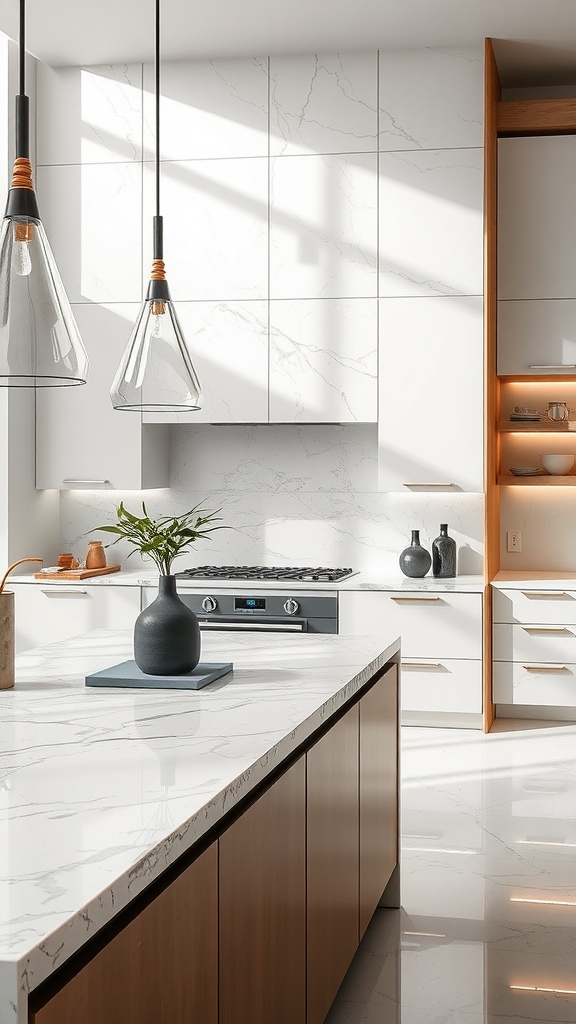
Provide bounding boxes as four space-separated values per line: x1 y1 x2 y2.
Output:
378 296 483 492
307 703 359 1024
497 298 576 375
11 584 141 654
359 665 398 937
498 136 576 300
30 843 218 1024
219 758 306 1024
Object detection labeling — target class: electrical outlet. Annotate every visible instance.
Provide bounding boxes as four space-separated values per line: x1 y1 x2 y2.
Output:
507 530 522 553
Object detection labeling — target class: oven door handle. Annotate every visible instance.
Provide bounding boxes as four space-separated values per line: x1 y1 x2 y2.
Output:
198 618 307 632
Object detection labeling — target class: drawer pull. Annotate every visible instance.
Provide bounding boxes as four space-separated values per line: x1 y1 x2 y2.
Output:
528 363 576 369
402 661 441 669
523 664 568 672
391 595 441 602
521 590 570 598
61 478 111 487
522 625 573 633
403 482 455 488
40 588 88 595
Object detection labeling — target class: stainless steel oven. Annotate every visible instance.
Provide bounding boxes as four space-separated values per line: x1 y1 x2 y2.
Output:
176 590 339 634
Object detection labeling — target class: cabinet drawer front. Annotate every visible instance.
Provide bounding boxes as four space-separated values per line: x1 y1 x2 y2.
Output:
340 591 482 659
494 661 576 707
494 623 576 663
493 588 576 625
401 658 481 714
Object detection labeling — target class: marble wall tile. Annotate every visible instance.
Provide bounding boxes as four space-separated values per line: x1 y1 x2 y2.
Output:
270 52 377 156
144 301 269 424
270 153 377 298
269 298 377 422
143 57 268 160
170 424 378 493
36 162 142 303
36 63 143 166
60 484 484 576
142 158 268 301
379 46 483 152
379 148 483 297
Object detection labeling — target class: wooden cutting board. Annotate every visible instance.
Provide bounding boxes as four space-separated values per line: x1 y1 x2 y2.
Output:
34 565 121 581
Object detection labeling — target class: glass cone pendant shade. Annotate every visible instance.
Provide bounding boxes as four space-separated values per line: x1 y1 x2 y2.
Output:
110 284 201 412
0 212 88 386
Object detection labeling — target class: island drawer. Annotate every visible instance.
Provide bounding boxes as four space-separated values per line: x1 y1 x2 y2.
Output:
401 658 482 714
493 588 576 625
339 591 482 660
494 623 576 663
493 661 576 707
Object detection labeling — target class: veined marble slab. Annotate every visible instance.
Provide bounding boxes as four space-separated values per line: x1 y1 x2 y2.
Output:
11 571 485 592
0 627 399 1024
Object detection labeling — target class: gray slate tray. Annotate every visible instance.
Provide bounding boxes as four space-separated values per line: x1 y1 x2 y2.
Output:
85 660 233 690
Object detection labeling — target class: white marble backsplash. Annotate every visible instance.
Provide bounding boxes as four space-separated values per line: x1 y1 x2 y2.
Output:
60 425 484 575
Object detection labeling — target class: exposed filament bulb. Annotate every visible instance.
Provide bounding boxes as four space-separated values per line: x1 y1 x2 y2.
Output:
152 299 165 337
14 223 33 277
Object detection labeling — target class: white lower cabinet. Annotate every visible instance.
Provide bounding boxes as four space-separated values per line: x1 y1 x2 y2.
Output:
10 583 141 654
493 585 576 712
338 590 483 719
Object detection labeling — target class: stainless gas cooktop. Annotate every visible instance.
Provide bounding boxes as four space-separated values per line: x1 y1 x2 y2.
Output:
175 565 356 583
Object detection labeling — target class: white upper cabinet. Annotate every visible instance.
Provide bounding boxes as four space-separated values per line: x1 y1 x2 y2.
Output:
36 304 169 490
269 299 377 423
498 136 576 300
378 296 483 492
497 299 576 376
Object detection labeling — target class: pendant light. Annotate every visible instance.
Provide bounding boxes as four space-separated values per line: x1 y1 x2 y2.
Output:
110 0 202 412
0 0 88 387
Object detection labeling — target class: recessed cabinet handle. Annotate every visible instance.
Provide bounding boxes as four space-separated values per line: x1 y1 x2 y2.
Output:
391 595 441 602
61 479 111 486
523 664 568 672
402 660 442 669
522 623 571 630
403 482 455 488
521 590 569 598
40 588 88 595
528 364 576 369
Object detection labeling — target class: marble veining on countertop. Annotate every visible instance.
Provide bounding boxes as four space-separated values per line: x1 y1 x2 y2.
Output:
11 569 485 592
0 627 398 1024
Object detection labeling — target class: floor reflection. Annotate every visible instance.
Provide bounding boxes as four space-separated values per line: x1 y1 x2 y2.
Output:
326 722 576 1023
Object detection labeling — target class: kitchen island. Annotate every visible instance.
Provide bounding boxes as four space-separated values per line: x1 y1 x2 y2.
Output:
0 627 400 1024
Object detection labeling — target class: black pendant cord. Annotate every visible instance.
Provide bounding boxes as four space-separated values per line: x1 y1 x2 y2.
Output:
15 0 29 160
152 0 163 262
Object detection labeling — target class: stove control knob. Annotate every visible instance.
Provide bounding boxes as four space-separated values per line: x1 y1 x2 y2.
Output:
284 598 299 616
202 596 218 612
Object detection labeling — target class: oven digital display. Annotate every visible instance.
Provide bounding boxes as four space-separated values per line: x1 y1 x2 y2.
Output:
235 597 266 611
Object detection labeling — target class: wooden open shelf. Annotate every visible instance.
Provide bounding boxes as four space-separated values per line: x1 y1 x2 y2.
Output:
499 475 576 486
499 421 574 433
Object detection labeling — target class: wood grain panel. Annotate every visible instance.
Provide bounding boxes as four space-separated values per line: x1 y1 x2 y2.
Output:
483 38 501 732
359 665 399 938
29 843 218 1024
219 758 306 1024
307 703 359 1024
497 98 576 134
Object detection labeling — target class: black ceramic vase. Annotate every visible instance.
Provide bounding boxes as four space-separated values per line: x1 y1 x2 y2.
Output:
399 530 431 578
134 575 201 675
432 524 457 578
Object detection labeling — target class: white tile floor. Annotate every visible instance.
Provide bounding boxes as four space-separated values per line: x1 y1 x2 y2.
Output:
327 721 576 1023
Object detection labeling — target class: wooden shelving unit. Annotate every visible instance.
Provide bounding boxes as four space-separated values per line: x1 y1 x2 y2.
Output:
498 475 576 486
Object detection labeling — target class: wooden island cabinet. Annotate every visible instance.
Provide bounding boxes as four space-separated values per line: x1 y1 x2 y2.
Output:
26 662 399 1024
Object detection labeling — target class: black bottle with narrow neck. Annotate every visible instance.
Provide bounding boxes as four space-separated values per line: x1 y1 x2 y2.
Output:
432 524 456 578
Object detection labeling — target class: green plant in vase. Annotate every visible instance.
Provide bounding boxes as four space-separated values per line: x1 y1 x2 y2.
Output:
94 502 228 676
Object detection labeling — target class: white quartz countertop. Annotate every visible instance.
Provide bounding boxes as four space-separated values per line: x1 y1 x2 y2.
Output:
492 571 576 590
0 627 399 1024
11 569 485 593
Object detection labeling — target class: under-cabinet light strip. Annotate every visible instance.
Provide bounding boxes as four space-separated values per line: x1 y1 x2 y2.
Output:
510 897 576 907
511 985 576 995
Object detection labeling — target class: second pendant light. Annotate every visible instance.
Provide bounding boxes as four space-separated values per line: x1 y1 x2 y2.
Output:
110 0 202 413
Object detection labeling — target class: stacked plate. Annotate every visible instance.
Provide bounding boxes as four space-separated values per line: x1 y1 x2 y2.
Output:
509 467 544 476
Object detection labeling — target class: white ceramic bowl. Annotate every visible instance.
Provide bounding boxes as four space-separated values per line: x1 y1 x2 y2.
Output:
540 453 575 475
